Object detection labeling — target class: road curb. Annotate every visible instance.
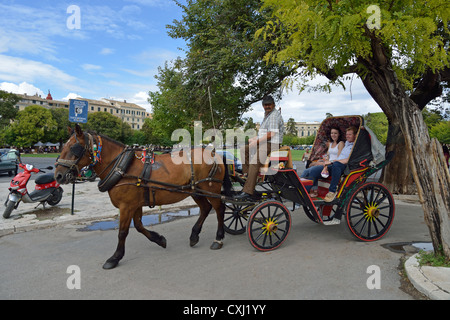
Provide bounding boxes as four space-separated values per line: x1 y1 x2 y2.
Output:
405 253 450 300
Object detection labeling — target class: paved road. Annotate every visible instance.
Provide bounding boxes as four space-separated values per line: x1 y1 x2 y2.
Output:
0 157 427 300
0 196 430 300
0 156 57 182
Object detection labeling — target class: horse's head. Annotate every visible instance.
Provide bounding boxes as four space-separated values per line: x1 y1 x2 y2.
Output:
55 124 94 184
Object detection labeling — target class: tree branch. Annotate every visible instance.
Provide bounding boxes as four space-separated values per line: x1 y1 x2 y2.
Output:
410 67 450 110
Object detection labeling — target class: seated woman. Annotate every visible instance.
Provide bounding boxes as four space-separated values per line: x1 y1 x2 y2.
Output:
300 126 344 197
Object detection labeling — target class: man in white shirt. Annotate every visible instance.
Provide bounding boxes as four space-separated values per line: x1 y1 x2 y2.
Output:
322 126 357 202
235 95 284 200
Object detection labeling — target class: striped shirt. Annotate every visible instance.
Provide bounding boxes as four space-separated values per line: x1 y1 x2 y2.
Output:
259 108 284 145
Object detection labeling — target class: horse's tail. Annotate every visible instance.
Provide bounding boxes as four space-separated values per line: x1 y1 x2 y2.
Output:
221 155 232 197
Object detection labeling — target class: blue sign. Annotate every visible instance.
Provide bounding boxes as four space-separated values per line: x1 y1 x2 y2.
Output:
69 99 88 123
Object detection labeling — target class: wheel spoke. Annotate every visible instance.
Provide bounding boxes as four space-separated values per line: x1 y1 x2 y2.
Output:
346 183 395 241
247 201 291 251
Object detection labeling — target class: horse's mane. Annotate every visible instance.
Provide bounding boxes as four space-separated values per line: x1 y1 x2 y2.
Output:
86 130 126 148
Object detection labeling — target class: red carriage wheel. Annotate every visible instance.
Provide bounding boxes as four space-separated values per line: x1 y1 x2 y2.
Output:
247 200 291 251
345 182 395 241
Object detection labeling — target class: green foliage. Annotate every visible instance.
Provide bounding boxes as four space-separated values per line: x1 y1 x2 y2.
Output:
429 121 450 144
49 108 70 144
0 90 19 128
364 112 388 144
422 107 450 144
10 105 57 148
149 0 295 139
423 107 445 129
417 248 450 267
83 112 130 142
285 117 298 136
260 0 450 91
282 133 315 146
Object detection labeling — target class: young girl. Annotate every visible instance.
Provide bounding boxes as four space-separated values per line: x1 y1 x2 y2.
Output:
320 128 344 179
301 127 344 198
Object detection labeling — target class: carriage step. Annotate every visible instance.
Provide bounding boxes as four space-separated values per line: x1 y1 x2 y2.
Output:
322 218 341 226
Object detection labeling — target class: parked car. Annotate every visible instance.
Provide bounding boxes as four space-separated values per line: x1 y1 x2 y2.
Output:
0 150 19 176
216 150 243 173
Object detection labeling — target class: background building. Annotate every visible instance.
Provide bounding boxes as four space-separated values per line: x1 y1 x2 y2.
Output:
293 121 320 137
14 91 151 130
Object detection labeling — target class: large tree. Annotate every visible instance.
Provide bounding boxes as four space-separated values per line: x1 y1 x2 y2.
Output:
84 111 131 143
10 105 57 147
158 0 295 130
0 90 19 129
260 0 450 259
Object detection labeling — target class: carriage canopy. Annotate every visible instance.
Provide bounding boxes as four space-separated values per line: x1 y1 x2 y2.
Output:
308 115 383 171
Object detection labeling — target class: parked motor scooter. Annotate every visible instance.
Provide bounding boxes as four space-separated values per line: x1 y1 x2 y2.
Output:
3 163 63 218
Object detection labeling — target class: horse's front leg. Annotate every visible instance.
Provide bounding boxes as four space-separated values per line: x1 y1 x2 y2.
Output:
189 196 212 247
103 207 134 270
133 207 167 248
210 199 225 250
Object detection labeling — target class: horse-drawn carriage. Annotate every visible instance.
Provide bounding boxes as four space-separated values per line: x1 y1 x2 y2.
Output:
55 115 394 269
223 115 395 251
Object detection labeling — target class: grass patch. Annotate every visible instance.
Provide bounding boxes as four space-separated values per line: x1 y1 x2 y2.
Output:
21 153 60 158
417 249 450 268
231 148 306 161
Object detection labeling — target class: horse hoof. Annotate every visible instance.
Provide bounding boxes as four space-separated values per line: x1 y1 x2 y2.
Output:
190 235 199 247
210 240 223 250
103 258 119 270
160 236 167 248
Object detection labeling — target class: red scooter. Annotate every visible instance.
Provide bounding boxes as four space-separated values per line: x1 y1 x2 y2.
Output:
3 163 63 218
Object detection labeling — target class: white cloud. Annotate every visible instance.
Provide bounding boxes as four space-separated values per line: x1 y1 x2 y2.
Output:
82 64 102 71
129 91 151 110
0 54 81 91
123 0 172 7
122 48 182 78
62 93 82 101
133 48 180 65
0 81 44 96
244 77 382 123
99 48 115 55
0 4 83 60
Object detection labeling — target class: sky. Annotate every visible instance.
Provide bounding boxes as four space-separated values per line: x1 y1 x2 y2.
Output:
0 0 384 124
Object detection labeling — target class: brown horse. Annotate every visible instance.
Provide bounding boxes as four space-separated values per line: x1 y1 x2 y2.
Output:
55 124 231 269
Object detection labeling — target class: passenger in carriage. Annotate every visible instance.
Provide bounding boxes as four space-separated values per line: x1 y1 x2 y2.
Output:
322 126 357 202
235 95 284 201
300 126 344 197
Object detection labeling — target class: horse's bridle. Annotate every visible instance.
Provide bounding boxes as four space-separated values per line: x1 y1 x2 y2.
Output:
55 132 96 182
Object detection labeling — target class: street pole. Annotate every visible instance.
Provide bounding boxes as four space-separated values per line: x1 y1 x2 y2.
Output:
71 182 75 215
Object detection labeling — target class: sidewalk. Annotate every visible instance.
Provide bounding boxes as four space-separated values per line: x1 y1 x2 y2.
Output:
0 180 197 236
405 251 450 300
0 180 448 300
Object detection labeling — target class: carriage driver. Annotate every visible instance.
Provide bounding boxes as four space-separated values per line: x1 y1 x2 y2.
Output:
235 95 284 201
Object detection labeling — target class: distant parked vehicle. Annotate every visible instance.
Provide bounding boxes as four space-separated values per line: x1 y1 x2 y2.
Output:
216 150 242 173
0 150 19 176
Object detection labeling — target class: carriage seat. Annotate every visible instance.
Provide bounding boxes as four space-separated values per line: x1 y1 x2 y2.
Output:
300 166 369 199
260 146 293 174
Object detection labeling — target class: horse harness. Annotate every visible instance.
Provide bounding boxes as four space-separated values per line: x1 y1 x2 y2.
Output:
55 132 98 182
57 132 223 208
119 148 223 208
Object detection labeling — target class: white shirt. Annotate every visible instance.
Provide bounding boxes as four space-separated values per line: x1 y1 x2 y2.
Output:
328 143 340 161
337 141 354 161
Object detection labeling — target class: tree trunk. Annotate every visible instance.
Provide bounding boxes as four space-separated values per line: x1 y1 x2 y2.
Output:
381 68 446 195
357 39 450 259
380 120 416 195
